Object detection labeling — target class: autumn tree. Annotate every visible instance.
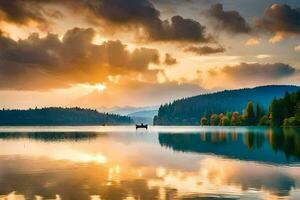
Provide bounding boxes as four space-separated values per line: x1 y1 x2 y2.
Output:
210 114 219 126
231 112 239 126
221 116 230 126
200 117 208 126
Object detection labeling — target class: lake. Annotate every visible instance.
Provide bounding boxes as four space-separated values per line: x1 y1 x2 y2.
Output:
0 126 299 200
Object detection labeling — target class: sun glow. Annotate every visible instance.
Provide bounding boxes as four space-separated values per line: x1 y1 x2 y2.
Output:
95 84 107 92
62 152 107 164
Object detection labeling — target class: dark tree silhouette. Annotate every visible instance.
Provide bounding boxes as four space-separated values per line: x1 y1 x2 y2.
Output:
0 107 133 126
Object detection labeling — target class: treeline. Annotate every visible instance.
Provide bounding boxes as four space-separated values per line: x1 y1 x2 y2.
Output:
154 85 300 125
199 91 300 127
271 91 300 126
0 107 133 126
199 102 268 126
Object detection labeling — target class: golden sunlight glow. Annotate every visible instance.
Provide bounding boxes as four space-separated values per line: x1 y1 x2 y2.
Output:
90 196 101 200
0 22 43 40
77 83 107 93
92 34 106 45
95 84 107 92
256 54 273 59
156 167 167 177
269 32 285 43
65 153 107 164
149 157 244 197
0 192 62 200
50 147 108 164
245 37 261 46
295 45 300 52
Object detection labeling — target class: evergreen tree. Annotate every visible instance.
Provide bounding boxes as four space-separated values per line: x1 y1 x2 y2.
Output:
295 103 300 124
271 99 284 126
243 102 256 125
283 92 293 118
259 115 270 126
255 103 263 123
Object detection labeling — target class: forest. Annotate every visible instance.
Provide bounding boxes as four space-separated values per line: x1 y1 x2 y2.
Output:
154 85 300 126
198 89 300 127
0 107 133 126
271 91 300 127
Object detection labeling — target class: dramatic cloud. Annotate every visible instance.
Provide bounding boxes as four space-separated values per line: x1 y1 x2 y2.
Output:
255 4 300 36
164 53 177 65
152 15 210 42
205 3 251 34
203 62 299 89
184 45 225 55
79 0 212 42
0 27 160 90
0 0 212 43
218 63 297 81
0 0 62 30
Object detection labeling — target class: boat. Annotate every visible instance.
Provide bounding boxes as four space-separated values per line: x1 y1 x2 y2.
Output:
136 123 148 130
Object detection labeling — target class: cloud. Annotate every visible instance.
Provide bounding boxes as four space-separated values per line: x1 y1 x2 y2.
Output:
1 0 212 43
245 37 260 46
164 53 177 65
268 32 286 43
295 44 300 52
255 4 300 39
82 0 212 42
203 62 299 89
0 0 62 30
86 0 211 42
205 3 251 34
184 45 225 55
217 62 297 81
255 54 272 59
0 27 161 90
152 15 211 42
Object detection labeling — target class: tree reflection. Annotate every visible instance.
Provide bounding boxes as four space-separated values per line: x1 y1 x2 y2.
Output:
268 128 300 159
159 127 300 164
0 132 102 142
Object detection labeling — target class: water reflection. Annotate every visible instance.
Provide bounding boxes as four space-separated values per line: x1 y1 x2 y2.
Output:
159 127 300 164
0 126 298 200
0 132 100 141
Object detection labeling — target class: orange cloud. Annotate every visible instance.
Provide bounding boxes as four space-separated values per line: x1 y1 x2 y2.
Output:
0 27 161 90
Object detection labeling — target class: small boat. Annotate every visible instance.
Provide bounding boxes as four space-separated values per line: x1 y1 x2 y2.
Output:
136 123 148 130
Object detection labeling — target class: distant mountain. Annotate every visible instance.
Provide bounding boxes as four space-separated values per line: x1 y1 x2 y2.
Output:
97 106 159 116
0 107 133 126
154 85 300 125
128 110 158 125
128 110 158 118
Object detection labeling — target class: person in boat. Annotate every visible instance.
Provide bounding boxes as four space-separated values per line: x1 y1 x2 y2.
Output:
136 123 148 130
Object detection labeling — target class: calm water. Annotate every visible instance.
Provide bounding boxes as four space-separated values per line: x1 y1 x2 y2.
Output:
0 126 299 200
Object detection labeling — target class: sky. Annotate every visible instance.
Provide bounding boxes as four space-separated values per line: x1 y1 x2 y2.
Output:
0 0 299 108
